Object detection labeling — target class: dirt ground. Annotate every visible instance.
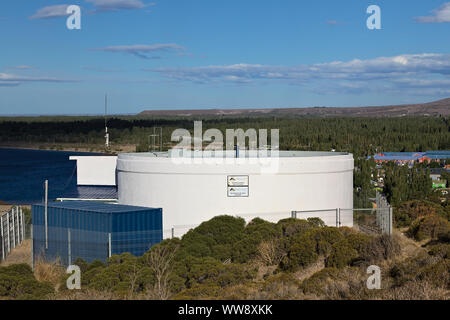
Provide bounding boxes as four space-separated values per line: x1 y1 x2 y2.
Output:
0 239 31 267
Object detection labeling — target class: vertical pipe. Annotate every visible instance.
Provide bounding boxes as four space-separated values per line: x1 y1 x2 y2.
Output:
338 208 341 227
0 215 4 261
45 180 48 249
68 229 71 265
335 208 339 227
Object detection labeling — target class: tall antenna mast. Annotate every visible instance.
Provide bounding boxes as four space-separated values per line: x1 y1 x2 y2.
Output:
105 94 110 149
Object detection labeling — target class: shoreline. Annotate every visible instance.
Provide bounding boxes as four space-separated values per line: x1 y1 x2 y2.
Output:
0 142 137 154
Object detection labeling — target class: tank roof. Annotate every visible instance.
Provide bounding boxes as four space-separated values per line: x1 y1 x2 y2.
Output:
120 150 351 159
32 201 159 213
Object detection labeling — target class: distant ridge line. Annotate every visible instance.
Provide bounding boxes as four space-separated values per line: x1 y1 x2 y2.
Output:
139 98 450 118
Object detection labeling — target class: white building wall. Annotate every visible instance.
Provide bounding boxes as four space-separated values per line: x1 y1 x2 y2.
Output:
70 156 117 186
117 152 354 238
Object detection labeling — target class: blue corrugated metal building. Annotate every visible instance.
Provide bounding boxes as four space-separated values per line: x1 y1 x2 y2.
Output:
32 201 162 265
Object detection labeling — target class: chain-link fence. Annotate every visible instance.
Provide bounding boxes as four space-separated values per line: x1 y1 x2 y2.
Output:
0 206 26 263
164 207 394 239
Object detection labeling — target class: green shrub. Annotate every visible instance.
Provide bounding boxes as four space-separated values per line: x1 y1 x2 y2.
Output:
428 243 450 259
395 200 448 228
326 240 358 268
307 217 326 228
305 227 345 256
300 268 339 296
345 233 372 253
279 237 318 272
416 259 450 288
180 216 246 261
276 218 316 237
359 234 401 265
232 218 281 263
407 215 450 241
438 230 450 243
0 264 54 300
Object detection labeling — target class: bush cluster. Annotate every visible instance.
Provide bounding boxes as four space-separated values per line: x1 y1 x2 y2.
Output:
0 264 54 300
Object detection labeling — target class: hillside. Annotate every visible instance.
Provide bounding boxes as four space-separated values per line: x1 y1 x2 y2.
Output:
139 98 450 118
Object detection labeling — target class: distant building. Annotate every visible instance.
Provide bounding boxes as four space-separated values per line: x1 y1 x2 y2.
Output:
430 168 449 189
371 151 450 165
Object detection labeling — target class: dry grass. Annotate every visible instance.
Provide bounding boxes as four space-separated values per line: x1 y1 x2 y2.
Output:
54 289 121 300
33 258 65 288
293 257 326 283
378 279 449 300
0 239 31 267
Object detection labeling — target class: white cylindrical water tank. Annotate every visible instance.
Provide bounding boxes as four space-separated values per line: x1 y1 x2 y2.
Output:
117 151 354 238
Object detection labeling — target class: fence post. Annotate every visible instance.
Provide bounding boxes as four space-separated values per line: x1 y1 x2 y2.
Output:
11 208 16 249
389 207 393 235
21 208 25 242
335 208 339 227
338 208 341 227
68 229 71 266
0 215 4 262
108 233 112 258
31 224 34 271
15 207 20 244
291 211 297 219
171 228 175 239
6 212 10 253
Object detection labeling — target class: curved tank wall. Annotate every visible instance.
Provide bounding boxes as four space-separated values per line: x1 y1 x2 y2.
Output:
117 151 354 238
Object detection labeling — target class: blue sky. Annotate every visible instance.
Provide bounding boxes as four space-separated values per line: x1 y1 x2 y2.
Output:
0 0 449 115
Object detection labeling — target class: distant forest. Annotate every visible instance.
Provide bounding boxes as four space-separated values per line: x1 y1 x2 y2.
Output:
0 115 449 156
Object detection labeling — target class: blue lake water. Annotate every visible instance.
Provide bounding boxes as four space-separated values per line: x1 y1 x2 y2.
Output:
0 148 102 204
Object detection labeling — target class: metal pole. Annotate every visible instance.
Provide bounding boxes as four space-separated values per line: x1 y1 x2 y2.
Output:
108 233 112 258
45 180 48 249
18 207 22 243
6 212 10 253
389 207 393 235
68 229 71 265
31 224 34 271
21 208 25 242
171 228 174 239
160 127 163 152
15 207 19 245
338 208 341 227
336 208 339 227
0 215 4 261
11 208 16 249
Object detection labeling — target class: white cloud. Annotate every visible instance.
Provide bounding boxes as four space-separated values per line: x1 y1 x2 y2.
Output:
326 20 346 26
415 2 450 23
30 1 154 19
0 73 78 87
91 44 186 59
6 65 36 70
150 54 450 83
147 53 450 95
30 5 71 20
86 0 155 12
